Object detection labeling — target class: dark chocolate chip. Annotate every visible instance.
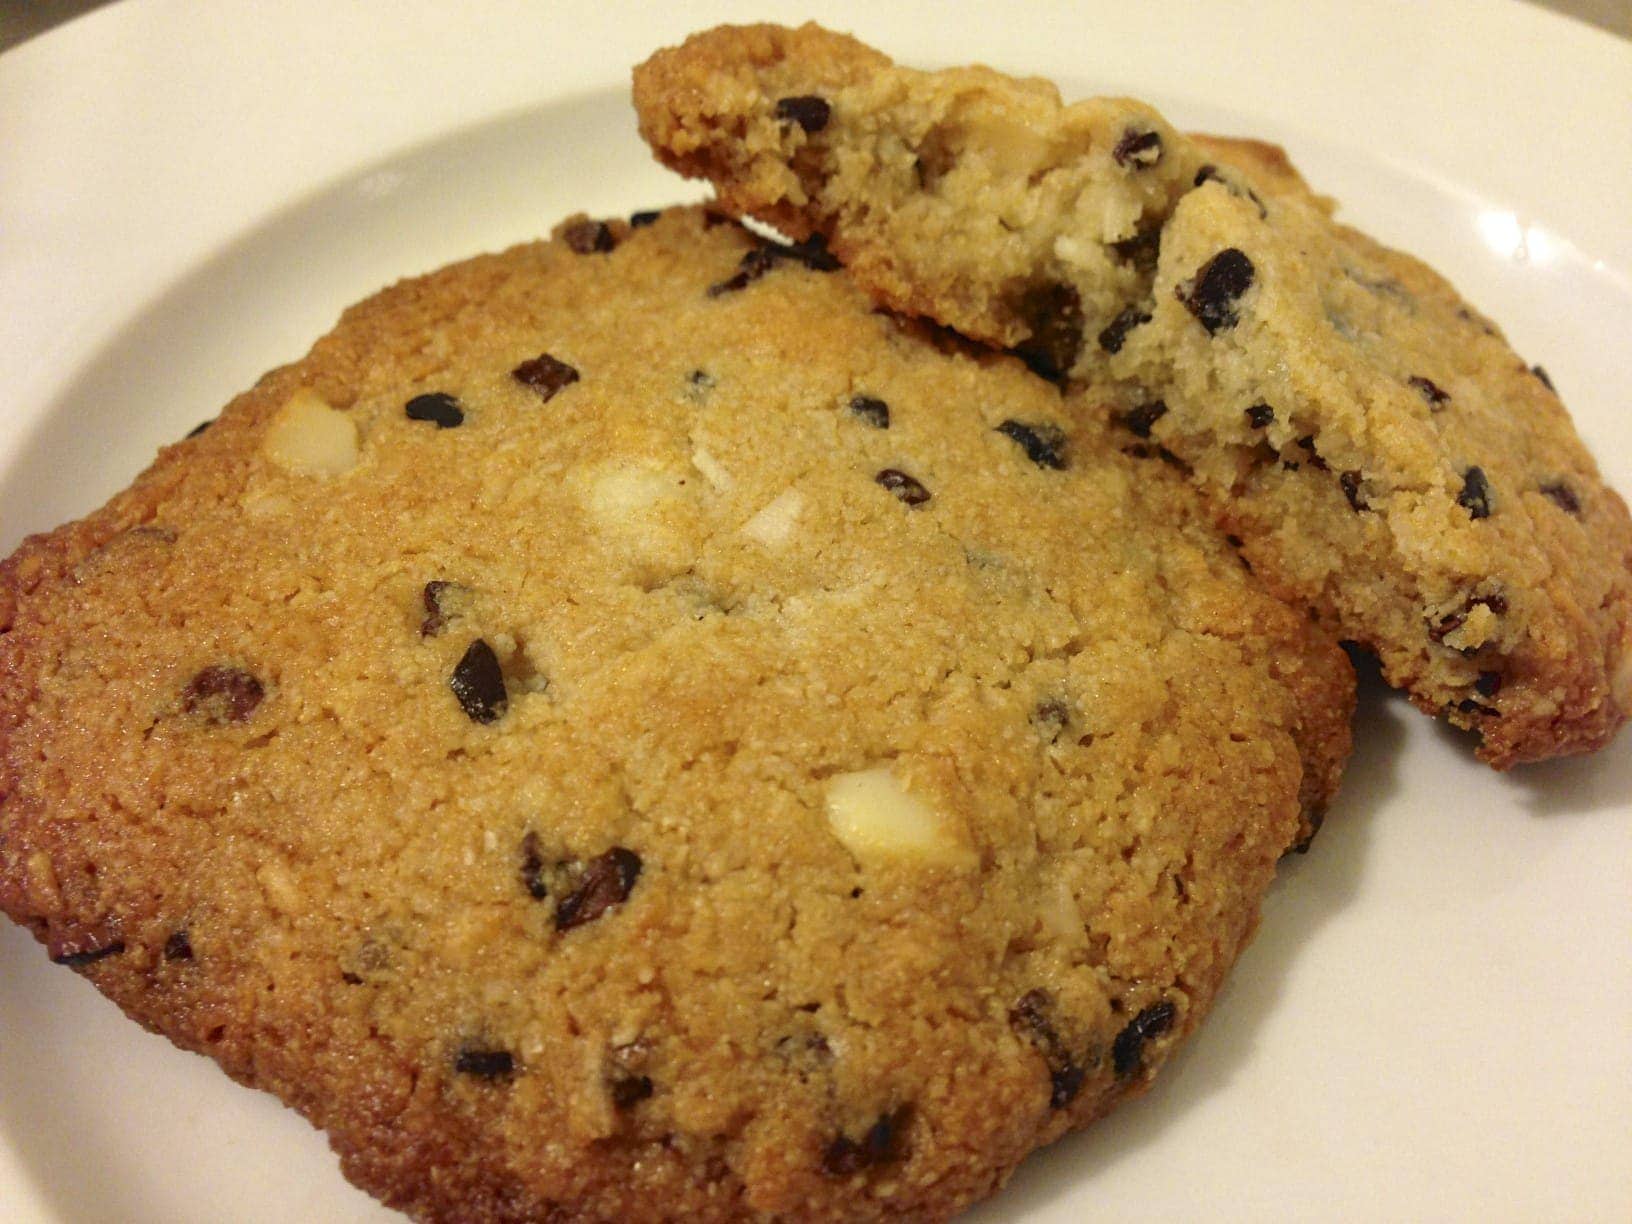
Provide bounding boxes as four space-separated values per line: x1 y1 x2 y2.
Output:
405 392 465 429
1474 671 1503 699
1540 482 1581 515
1097 304 1152 354
183 666 265 723
784 234 841 272
1112 129 1162 168
683 369 718 404
511 352 580 402
421 580 454 637
849 395 890 429
450 639 507 724
1031 699 1072 742
562 219 616 254
706 236 839 296
1048 1063 1088 1109
51 938 127 967
1428 592 1508 646
610 1074 655 1108
185 418 214 439
1245 403 1275 429
1408 375 1450 409
1458 466 1493 519
1531 364 1555 392
520 831 548 901
1287 805 1327 855
629 210 661 228
775 94 832 133
341 971 364 985
1112 1000 1176 1077
1339 470 1368 511
875 468 931 507
822 1109 905 1176
1010 990 1088 1109
1455 697 1500 717
164 930 194 962
1110 227 1162 275
1296 436 1329 471
1178 248 1255 334
555 847 642 931
995 420 1067 470
1428 613 1462 646
454 1047 515 1078
709 247 779 297
1013 282 1085 382
1118 400 1168 439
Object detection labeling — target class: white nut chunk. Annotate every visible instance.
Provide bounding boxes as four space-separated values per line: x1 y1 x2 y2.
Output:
823 766 977 869
741 488 803 547
263 388 358 476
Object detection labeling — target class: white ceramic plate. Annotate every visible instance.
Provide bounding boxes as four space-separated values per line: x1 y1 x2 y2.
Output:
2 2 1628 1220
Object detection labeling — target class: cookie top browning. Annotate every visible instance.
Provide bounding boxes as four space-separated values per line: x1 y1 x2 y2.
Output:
0 208 1350 1220
635 22 1632 766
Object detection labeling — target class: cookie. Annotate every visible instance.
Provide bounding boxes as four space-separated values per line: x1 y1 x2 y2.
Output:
0 207 1351 1220
634 22 1632 767
0 206 1351 1220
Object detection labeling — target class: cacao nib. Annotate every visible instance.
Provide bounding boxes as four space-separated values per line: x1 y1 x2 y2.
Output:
875 468 932 507
1540 482 1581 515
562 219 616 254
454 1047 515 1078
775 95 831 133
610 1074 655 1108
421 580 455 637
1340 470 1368 511
555 848 642 930
1408 375 1450 408
1097 304 1152 354
405 392 465 428
1112 1001 1176 1077
1013 282 1085 382
164 930 194 962
511 352 580 402
1118 400 1168 439
822 1109 905 1176
995 420 1067 470
1458 466 1493 520
520 831 548 900
450 639 507 724
49 940 124 966
848 395 890 429
182 666 264 723
1112 129 1162 168
1178 248 1255 334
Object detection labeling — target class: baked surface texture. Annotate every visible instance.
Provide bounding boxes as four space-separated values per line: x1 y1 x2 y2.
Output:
0 207 1351 1222
634 22 1632 767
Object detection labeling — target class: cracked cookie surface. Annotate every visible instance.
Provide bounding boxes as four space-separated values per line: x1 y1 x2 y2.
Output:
0 207 1350 1221
635 22 1632 766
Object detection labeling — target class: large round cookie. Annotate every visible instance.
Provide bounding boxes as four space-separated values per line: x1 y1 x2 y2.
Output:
635 22 1632 767
0 207 1350 1221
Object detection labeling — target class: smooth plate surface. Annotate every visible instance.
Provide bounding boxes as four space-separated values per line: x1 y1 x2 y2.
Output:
1 2 1629 1221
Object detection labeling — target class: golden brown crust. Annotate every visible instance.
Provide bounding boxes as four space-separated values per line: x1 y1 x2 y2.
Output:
0 207 1350 1220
